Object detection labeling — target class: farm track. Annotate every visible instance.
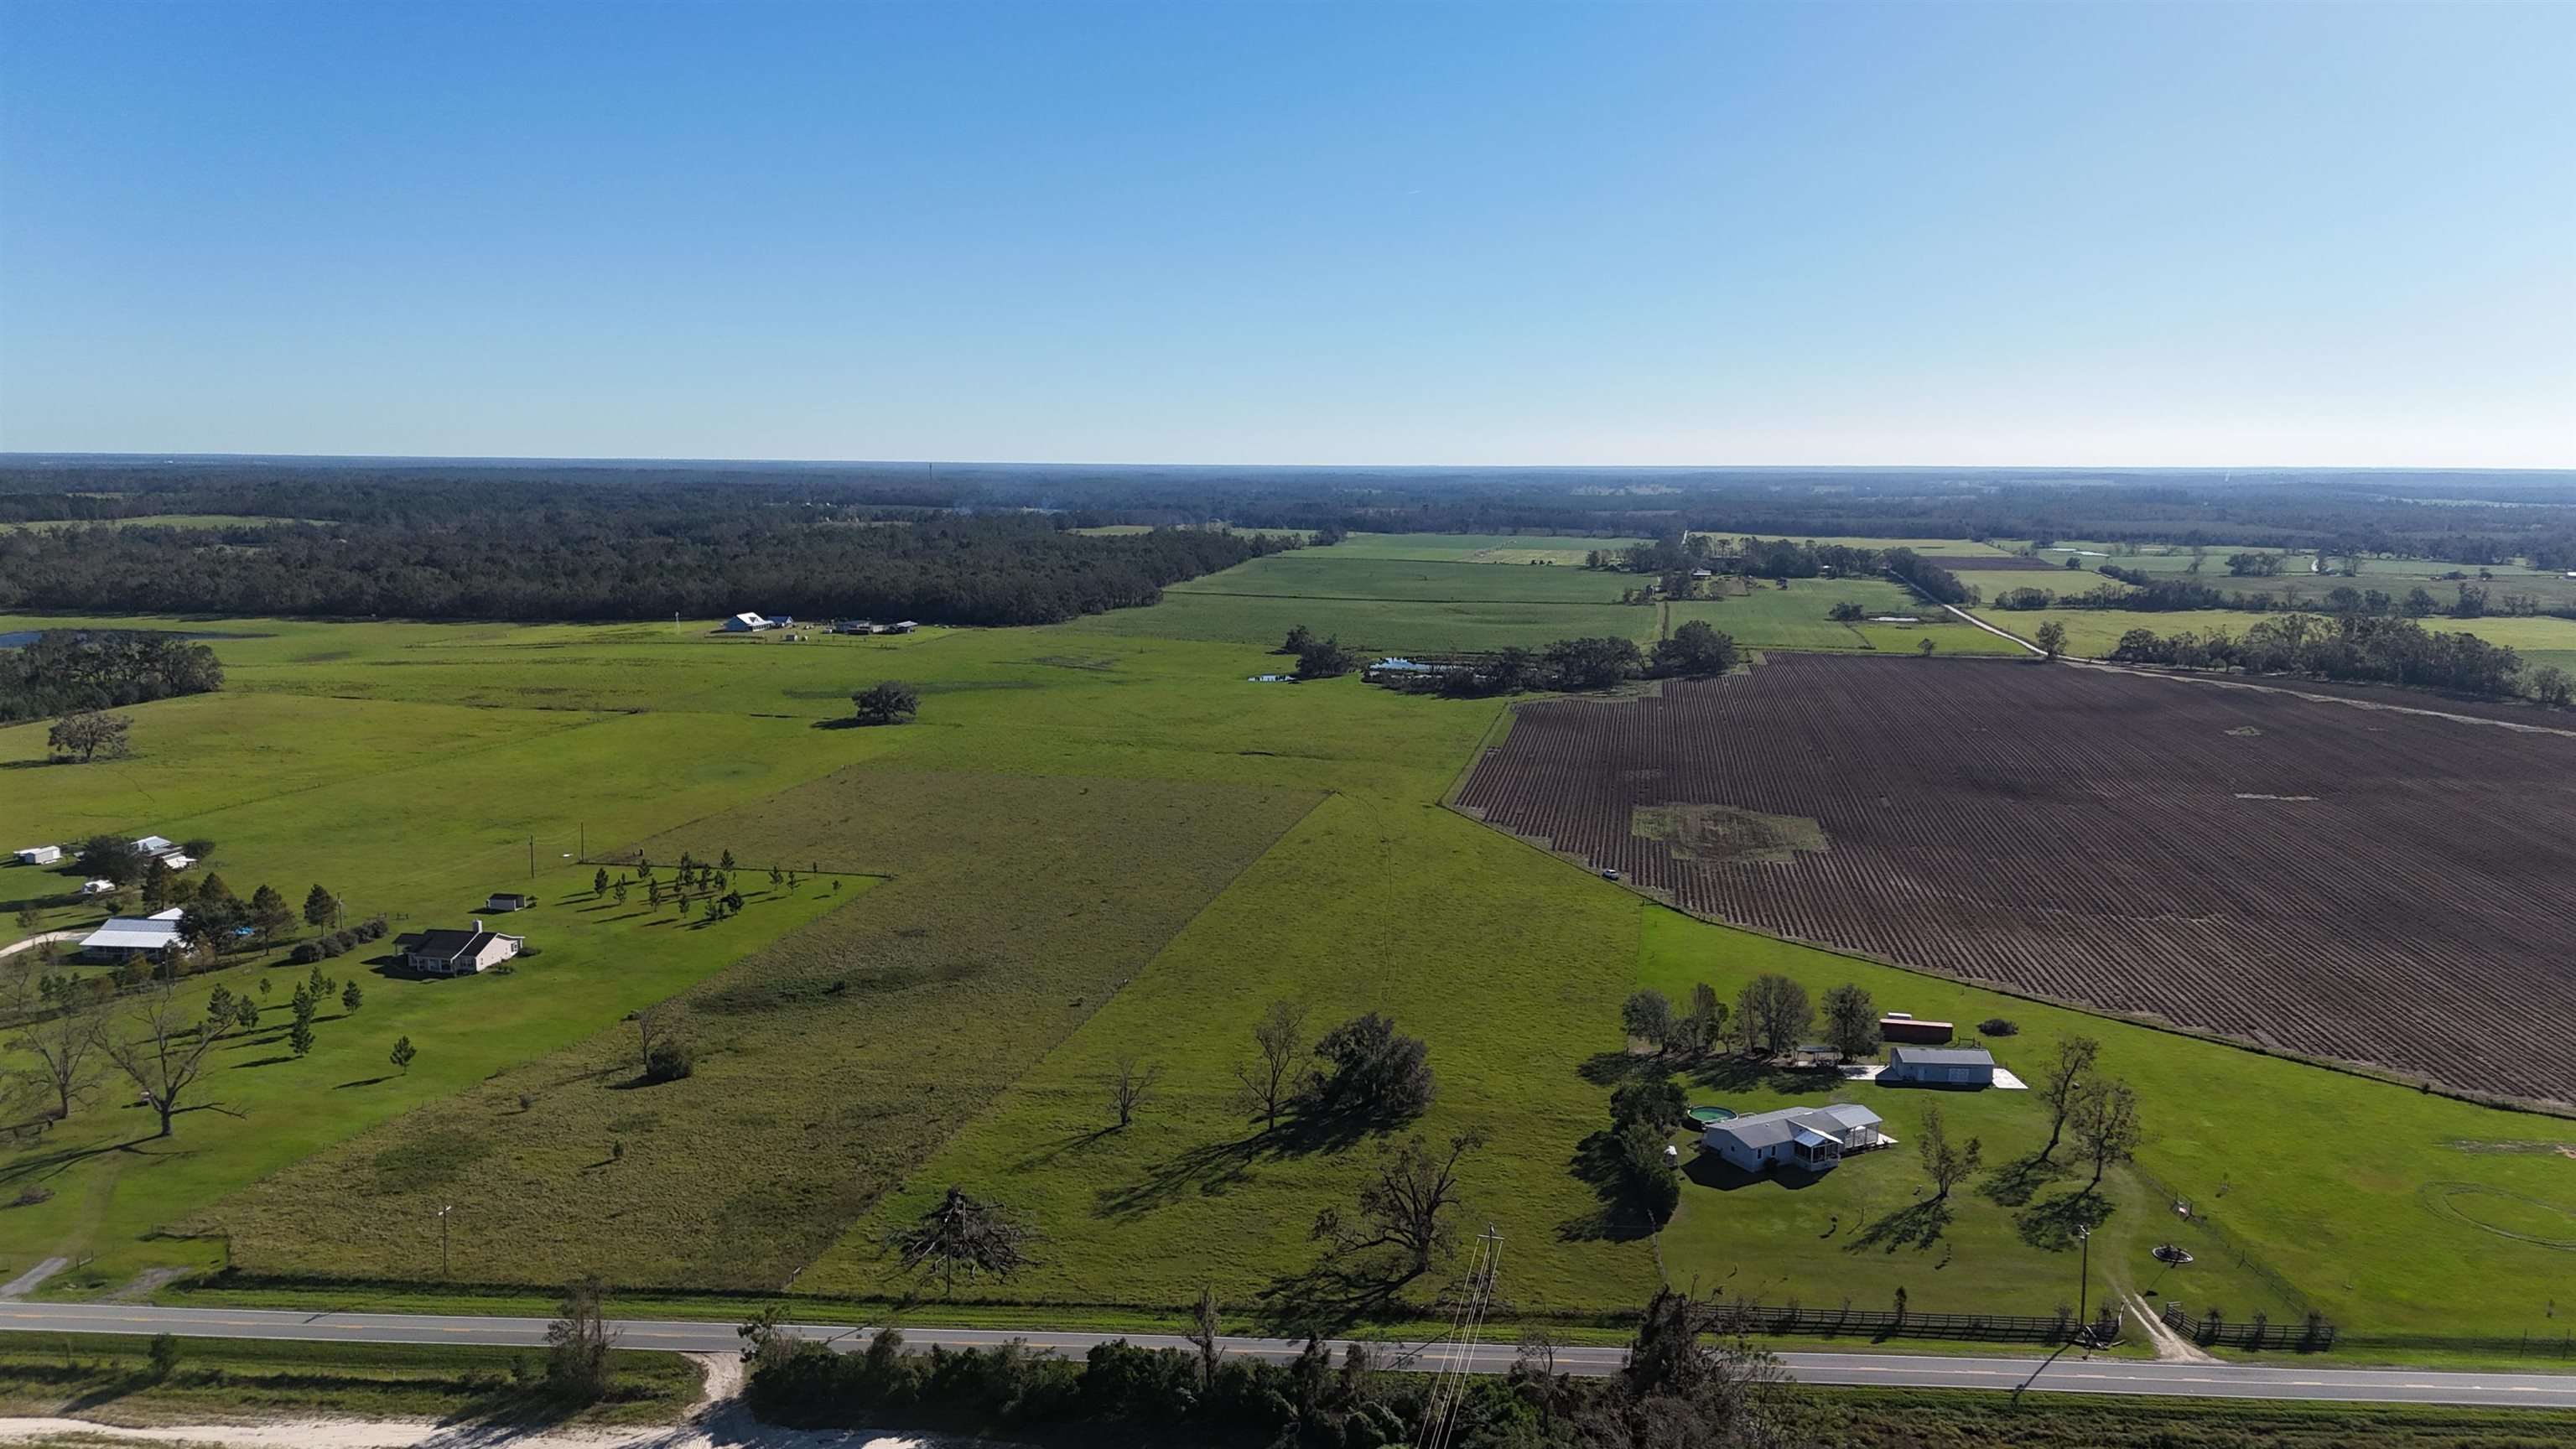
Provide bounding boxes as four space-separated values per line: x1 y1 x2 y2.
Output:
1454 654 2576 1104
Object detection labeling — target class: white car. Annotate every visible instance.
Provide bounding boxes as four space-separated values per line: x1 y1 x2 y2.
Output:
79 879 117 896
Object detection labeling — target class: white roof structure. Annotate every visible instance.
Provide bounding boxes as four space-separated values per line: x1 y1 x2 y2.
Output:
80 908 187 953
134 836 176 854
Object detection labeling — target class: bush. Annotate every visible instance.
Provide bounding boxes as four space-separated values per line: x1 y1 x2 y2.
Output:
1977 1017 2020 1036
643 1038 695 1083
288 942 321 965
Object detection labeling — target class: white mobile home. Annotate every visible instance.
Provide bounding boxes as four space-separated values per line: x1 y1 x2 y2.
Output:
13 845 61 866
1702 1104 1888 1174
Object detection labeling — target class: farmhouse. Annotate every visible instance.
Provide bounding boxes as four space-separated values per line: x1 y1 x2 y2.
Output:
78 908 187 963
484 891 537 911
396 922 524 976
13 845 61 865
722 612 776 632
133 835 175 854
1880 1044 1997 1087
1703 1103 1888 1174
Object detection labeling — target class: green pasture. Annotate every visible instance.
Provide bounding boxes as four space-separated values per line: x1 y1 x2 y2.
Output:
212 770 1319 1290
1170 552 1634 605
1961 606 2576 673
1668 579 2015 655
4 541 2573 1353
1323 532 1649 565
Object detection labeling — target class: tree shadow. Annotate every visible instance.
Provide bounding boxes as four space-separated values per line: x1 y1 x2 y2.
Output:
1982 1151 2074 1208
1680 1149 1826 1193
1253 1256 1423 1337
1679 1054 1830 1098
1010 1123 1124 1173
0 1131 169 1185
1093 1133 1265 1219
1557 1130 1658 1243
2017 1187 2113 1252
334 1075 395 1090
1576 1049 1669 1088
230 1054 301 1069
1846 1197 1954 1254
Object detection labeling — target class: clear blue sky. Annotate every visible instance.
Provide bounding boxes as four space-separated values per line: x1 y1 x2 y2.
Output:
3 0 2570 466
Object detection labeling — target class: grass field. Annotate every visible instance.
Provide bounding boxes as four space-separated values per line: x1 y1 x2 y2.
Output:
5 538 2573 1354
1322 532 1650 565
0 1332 698 1426
210 770 1320 1290
1963 606 2576 678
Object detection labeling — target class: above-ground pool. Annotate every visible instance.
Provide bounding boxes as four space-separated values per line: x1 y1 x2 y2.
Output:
1686 1106 1736 1126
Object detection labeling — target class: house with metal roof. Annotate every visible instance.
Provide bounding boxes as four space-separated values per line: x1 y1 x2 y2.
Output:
79 908 187 963
1702 1103 1888 1174
1880 1044 1997 1087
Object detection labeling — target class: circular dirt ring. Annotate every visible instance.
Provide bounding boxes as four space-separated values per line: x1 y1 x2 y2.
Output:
2417 1182 2576 1250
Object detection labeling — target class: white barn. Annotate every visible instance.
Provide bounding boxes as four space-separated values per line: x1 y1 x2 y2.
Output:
722 612 775 632
1880 1045 1997 1087
13 845 62 865
79 908 187 963
1703 1103 1887 1174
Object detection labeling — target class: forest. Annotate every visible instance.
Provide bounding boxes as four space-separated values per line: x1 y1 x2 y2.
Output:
0 506 1290 626
0 628 225 724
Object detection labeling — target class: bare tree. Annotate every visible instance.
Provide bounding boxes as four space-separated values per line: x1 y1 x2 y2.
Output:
2035 1036 2101 1163
2074 1078 2143 1187
1187 1281 1223 1389
1233 999 1308 1130
544 1277 619 1401
10 996 107 1123
100 981 236 1137
1109 1052 1161 1130
1311 1130 1484 1282
886 1186 1036 1294
1917 1104 1983 1202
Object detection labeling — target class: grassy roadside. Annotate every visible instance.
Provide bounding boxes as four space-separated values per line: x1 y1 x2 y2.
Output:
1806 1387 2576 1446
0 1332 700 1427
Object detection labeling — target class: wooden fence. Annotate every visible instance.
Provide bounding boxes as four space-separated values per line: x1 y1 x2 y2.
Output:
1713 1302 2122 1346
2160 1301 2337 1352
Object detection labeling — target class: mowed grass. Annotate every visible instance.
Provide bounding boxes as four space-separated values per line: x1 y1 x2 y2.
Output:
1637 910 2576 1344
1670 579 2018 655
0 1332 699 1426
205 770 1321 1291
1170 552 1635 605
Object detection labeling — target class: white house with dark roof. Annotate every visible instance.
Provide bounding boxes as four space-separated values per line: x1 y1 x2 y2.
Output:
1702 1103 1888 1174
395 922 524 976
1879 1045 1997 1087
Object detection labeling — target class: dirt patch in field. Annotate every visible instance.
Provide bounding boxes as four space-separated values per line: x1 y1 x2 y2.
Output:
1632 803 1826 864
1457 654 2576 1104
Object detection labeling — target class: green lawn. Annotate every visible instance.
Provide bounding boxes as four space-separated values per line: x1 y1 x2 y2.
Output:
1639 909 2576 1346
0 1332 699 1426
1324 532 1650 565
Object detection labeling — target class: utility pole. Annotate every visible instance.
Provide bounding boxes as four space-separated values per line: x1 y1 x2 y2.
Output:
528 837 536 880
439 1203 453 1279
578 823 584 862
2075 1223 2093 1348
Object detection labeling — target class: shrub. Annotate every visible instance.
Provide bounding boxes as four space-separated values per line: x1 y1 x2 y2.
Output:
1977 1017 2020 1036
643 1038 695 1083
288 942 321 964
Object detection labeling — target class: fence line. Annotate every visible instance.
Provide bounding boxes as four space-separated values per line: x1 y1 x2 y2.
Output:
1712 1302 2122 1346
2159 1301 2337 1352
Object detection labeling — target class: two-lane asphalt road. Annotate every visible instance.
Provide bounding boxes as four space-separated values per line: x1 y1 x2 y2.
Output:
3 1301 2573 1409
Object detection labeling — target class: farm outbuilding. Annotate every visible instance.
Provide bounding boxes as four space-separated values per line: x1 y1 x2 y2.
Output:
1879 1015 1956 1044
1880 1045 1997 1087
1703 1103 1888 1174
484 892 537 911
13 845 61 865
723 612 775 632
78 908 186 963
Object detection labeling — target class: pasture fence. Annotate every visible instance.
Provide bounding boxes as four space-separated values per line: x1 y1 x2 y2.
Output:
1711 1301 2122 1347
2159 1301 2337 1352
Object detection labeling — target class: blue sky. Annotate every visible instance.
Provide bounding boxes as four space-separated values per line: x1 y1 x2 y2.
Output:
3 0 2569 465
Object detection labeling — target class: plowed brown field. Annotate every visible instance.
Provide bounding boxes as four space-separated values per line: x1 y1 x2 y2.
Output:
1455 655 2576 1104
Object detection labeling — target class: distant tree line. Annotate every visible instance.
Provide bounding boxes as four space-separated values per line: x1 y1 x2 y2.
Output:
2109 612 2558 701
1882 548 1976 606
0 510 1292 628
1999 568 2563 621
1335 623 1739 699
0 630 224 724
